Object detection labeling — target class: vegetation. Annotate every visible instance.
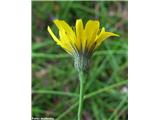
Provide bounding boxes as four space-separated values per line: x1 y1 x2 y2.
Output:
32 1 128 120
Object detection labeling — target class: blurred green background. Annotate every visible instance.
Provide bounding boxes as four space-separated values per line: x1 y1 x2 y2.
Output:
32 1 128 120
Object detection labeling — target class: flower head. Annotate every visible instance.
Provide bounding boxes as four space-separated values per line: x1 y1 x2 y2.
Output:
48 19 119 72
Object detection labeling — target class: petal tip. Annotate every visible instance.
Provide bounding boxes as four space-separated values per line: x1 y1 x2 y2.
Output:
47 26 50 31
109 32 120 37
53 19 60 24
114 33 120 37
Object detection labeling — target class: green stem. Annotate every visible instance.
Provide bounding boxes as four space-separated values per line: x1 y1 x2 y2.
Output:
78 71 84 120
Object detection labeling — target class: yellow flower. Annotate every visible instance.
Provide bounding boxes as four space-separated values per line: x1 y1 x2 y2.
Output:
47 19 119 71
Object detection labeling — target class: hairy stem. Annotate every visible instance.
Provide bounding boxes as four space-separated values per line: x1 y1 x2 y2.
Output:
78 71 84 120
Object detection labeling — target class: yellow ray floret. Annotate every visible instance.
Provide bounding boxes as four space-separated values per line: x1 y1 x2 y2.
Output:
47 19 119 56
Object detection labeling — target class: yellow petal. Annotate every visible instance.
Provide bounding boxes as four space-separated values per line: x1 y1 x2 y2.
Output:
60 20 76 39
59 30 74 53
54 20 76 46
48 25 73 55
53 19 64 31
59 42 73 55
84 20 99 49
47 26 61 45
53 19 78 55
95 27 119 48
59 43 73 55
75 19 84 50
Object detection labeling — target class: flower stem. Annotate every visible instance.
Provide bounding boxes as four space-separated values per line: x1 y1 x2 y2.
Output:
78 71 84 120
